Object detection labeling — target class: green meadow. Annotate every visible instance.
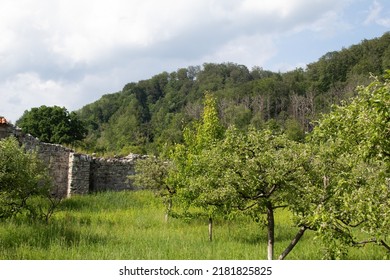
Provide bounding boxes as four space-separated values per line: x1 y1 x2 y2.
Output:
0 191 386 260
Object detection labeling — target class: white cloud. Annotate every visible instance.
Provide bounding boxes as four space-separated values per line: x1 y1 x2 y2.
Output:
377 18 390 27
364 0 390 27
202 34 277 68
0 72 78 122
1 0 349 65
364 0 382 25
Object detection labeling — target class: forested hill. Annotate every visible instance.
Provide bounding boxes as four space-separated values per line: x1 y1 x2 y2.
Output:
77 32 390 155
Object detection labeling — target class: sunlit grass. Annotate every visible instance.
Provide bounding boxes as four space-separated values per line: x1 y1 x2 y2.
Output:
0 191 387 260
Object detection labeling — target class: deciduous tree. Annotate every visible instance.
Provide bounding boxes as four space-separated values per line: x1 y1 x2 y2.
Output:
308 71 390 258
17 106 86 145
168 92 224 241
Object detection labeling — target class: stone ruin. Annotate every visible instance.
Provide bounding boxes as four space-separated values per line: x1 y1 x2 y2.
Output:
0 117 144 198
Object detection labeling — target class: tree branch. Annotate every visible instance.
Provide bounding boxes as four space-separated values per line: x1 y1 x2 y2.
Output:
337 217 365 228
266 185 277 198
352 238 390 253
273 205 288 209
237 201 258 211
352 238 377 247
380 240 390 252
278 226 308 260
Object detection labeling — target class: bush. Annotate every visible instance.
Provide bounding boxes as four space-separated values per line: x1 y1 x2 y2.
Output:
0 137 52 220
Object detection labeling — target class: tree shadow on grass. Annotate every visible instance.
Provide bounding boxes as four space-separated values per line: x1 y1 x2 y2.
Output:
233 224 303 245
0 221 109 252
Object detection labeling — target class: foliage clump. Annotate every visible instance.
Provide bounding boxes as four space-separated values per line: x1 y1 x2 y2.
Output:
0 137 53 221
17 105 86 145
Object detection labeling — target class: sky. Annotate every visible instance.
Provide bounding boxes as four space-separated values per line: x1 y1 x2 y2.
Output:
0 0 389 123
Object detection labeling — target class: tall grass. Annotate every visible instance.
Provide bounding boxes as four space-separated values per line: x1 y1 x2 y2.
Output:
0 191 387 260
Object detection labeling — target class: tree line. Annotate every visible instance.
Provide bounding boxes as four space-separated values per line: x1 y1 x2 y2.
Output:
74 32 390 155
14 33 390 155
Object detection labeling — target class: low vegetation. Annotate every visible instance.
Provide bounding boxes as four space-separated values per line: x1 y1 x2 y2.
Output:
0 137 53 222
0 191 387 260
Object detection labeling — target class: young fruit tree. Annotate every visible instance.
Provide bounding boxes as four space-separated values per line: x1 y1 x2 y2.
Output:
306 71 390 258
168 92 225 241
195 127 312 260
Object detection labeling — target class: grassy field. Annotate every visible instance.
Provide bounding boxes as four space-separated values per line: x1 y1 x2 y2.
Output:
0 191 386 260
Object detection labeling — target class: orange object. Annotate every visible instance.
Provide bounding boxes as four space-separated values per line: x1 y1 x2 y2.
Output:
0 117 8 124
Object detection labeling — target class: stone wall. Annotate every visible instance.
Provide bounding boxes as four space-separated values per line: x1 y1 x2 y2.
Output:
90 156 138 192
0 122 140 198
68 153 91 196
10 127 73 198
0 123 12 139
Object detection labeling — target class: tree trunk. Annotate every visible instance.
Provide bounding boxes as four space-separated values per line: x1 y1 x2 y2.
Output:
278 226 307 260
208 217 213 242
165 198 172 223
266 95 271 120
266 202 274 260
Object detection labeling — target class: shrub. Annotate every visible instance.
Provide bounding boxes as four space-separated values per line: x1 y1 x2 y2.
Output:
0 137 52 220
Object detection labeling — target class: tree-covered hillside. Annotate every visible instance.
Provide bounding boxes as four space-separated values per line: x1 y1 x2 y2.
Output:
77 32 390 155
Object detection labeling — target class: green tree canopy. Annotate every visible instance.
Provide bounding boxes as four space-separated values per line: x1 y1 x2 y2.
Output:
16 105 87 145
307 72 390 258
188 127 310 259
313 71 390 163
